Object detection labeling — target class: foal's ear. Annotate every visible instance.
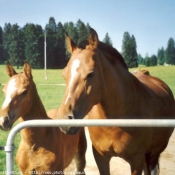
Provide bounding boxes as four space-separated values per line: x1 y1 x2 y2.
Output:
66 32 77 53
6 62 17 77
23 61 32 79
88 28 99 49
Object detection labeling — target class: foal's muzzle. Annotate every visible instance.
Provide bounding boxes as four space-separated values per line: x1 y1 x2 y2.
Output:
0 116 12 131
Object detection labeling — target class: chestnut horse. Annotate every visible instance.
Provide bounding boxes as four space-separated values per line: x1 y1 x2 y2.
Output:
0 62 87 175
133 69 150 75
57 28 175 175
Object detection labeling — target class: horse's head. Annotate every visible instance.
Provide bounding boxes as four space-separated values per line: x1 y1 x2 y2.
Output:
0 61 33 131
58 28 108 134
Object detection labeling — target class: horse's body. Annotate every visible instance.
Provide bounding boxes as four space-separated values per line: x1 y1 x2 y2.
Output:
133 69 150 75
0 62 87 175
57 28 175 175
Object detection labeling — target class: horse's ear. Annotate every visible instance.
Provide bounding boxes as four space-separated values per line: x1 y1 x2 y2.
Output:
65 32 77 53
88 28 99 49
6 62 17 77
23 61 32 79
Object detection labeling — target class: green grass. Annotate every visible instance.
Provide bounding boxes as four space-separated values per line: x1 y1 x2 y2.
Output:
0 64 175 171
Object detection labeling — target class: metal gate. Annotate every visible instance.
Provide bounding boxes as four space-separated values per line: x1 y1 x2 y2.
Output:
3 119 175 175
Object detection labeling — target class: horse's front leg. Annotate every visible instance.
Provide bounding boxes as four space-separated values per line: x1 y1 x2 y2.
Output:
127 154 145 175
143 163 159 175
92 145 111 175
74 128 87 175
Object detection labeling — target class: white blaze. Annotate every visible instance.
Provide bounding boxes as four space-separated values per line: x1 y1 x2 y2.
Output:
65 59 80 104
2 78 17 109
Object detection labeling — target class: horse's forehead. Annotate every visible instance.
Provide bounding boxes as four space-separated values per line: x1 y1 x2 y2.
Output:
6 74 28 90
2 74 27 109
71 50 95 69
71 59 80 70
2 78 18 109
5 78 17 93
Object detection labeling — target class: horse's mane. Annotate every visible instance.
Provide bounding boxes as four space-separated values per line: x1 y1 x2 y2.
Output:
78 40 128 70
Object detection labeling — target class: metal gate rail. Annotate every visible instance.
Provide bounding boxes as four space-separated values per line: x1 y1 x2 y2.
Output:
4 119 175 175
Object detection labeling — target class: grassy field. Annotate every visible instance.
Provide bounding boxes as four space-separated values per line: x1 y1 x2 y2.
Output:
0 64 175 171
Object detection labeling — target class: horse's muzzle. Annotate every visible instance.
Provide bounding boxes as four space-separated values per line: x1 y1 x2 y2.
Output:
60 126 80 135
0 116 12 131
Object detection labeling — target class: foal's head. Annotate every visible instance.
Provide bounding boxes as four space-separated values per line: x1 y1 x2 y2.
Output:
0 62 33 131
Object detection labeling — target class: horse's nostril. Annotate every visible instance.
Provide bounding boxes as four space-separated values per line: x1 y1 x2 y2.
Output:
68 116 73 119
4 117 9 125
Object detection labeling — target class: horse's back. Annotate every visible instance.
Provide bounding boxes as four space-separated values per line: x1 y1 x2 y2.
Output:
134 73 175 117
135 73 172 95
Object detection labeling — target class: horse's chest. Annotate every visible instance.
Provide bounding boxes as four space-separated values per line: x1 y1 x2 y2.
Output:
29 146 56 164
89 127 133 157
18 144 57 171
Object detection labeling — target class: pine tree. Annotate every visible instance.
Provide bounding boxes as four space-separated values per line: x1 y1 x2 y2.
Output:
165 38 175 65
86 23 91 36
76 19 88 44
138 54 144 65
7 24 24 68
3 23 11 62
56 22 66 68
46 17 57 32
129 35 138 67
45 17 58 68
122 32 130 66
64 22 78 59
150 55 157 66
66 22 78 43
23 23 44 68
103 33 113 46
122 32 138 68
145 53 150 67
157 47 165 65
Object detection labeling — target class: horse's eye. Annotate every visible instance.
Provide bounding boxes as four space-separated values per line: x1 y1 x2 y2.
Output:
21 90 28 96
86 72 94 79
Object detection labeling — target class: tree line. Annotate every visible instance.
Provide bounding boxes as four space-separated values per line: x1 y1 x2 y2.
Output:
121 32 175 67
0 17 174 69
137 37 175 67
0 17 112 69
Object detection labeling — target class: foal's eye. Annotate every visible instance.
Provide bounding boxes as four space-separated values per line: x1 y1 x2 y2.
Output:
86 72 95 79
21 90 28 96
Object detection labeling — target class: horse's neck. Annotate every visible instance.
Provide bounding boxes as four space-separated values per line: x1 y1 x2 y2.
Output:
21 86 48 120
100 58 141 118
19 85 50 144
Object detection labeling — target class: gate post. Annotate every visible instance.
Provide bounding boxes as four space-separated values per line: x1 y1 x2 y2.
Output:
4 145 15 175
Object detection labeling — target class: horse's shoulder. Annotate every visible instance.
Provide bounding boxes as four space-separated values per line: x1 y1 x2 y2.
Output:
47 109 58 119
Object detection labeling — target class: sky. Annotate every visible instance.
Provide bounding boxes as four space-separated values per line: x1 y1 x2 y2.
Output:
0 0 175 56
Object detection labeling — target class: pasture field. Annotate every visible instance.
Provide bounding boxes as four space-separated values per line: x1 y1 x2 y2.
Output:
0 64 175 171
